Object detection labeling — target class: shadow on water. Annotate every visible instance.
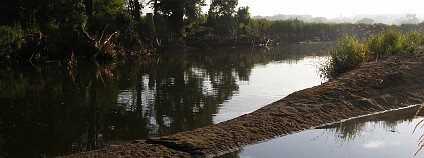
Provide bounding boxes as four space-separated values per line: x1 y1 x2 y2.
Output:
220 105 424 158
0 43 332 157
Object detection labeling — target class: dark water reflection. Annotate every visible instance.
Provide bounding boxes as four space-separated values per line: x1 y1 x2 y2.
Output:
222 105 424 158
0 43 331 157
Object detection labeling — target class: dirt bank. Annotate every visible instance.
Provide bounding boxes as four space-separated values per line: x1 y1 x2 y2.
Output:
65 54 424 157
62 142 190 158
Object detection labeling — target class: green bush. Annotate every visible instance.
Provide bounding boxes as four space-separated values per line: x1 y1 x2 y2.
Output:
322 35 367 78
321 29 423 79
404 30 423 53
367 28 422 59
368 28 403 56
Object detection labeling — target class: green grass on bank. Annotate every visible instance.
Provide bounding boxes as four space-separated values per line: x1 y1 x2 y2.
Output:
321 28 424 78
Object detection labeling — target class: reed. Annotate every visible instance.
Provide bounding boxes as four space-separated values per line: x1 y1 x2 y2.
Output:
321 28 423 79
413 104 424 156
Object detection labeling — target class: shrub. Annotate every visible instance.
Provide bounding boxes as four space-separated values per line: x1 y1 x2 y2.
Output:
321 35 367 78
404 30 423 53
367 28 422 59
321 29 423 79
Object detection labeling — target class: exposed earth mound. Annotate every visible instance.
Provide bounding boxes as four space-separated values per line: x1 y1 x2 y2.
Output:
64 54 424 157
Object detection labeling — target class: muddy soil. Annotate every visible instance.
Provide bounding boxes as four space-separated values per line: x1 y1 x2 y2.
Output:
65 54 424 157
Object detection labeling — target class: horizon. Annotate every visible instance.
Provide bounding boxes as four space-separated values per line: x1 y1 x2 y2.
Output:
201 0 424 19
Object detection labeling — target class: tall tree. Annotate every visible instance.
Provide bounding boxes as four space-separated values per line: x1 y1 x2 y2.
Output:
128 0 143 22
150 0 205 34
207 0 238 37
208 0 238 20
236 6 250 25
236 6 250 36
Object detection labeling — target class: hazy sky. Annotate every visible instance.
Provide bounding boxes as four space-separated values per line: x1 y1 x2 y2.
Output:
215 0 424 18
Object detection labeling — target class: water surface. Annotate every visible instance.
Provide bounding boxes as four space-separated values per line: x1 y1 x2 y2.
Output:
222 105 424 158
0 44 330 157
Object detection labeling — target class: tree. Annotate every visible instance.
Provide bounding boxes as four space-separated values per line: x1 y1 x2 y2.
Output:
128 0 143 22
236 6 250 35
236 7 250 25
207 0 238 37
356 18 374 25
208 0 238 21
150 0 205 34
405 14 419 24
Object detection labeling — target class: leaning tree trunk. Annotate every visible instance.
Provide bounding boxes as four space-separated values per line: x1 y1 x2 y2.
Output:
146 13 160 47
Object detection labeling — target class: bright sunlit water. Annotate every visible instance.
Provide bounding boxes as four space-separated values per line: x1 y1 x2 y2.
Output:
222 105 424 158
213 57 324 123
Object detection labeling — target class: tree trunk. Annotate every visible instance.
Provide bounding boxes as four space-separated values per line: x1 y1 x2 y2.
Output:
153 0 158 16
133 0 142 21
147 13 160 47
171 1 185 35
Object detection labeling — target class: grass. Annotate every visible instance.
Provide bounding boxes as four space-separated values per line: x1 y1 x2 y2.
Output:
320 28 423 79
413 104 424 156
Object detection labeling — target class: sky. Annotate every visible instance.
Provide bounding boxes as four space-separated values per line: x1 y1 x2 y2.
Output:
205 0 424 18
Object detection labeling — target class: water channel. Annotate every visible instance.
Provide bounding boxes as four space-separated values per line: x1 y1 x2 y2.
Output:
8 42 417 158
221 105 424 158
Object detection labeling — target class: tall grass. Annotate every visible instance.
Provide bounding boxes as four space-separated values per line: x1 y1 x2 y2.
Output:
413 104 424 156
321 28 423 79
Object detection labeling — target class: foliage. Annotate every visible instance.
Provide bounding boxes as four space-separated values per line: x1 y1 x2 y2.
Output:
320 35 367 78
321 29 423 79
87 0 126 34
207 0 238 37
236 6 250 35
367 28 423 58
152 0 206 34
0 0 157 62
2 0 424 62
0 25 24 61
41 0 87 58
0 0 88 62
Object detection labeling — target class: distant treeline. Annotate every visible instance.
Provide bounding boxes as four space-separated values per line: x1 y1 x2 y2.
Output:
229 19 424 44
253 14 423 25
1 0 424 63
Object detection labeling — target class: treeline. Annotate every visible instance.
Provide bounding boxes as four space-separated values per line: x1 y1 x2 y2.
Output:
0 0 256 63
2 0 424 63
243 19 424 44
0 0 153 63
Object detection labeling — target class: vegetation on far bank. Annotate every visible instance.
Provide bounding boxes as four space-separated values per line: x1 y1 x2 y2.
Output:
2 0 424 64
320 28 424 79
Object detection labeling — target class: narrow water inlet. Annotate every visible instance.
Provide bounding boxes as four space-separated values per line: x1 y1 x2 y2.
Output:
220 104 424 158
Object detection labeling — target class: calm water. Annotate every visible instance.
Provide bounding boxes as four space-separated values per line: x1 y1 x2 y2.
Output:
0 44 331 157
222 105 424 158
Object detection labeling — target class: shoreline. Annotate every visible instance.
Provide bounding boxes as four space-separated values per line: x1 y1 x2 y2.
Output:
64 54 424 157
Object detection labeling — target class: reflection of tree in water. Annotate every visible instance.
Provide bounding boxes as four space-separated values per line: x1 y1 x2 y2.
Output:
0 120 5 158
0 45 329 157
321 106 420 142
0 63 141 157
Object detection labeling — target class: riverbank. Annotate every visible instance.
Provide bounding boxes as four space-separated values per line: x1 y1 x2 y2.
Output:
65 53 424 157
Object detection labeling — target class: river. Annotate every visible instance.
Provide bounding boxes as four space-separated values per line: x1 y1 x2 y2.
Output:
0 43 332 157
